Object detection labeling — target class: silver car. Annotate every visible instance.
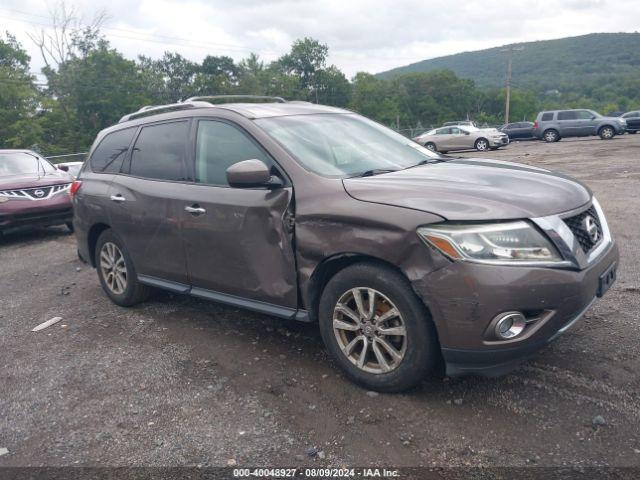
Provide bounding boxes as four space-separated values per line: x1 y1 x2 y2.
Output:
413 125 509 153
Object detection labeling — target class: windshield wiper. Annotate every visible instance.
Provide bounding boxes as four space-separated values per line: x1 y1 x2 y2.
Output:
351 168 399 178
404 157 448 170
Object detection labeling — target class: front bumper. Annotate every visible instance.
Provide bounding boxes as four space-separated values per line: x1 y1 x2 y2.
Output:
419 240 618 377
411 196 619 378
489 136 509 147
0 194 72 233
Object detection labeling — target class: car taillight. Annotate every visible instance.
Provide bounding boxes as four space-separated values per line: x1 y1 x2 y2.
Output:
533 121 538 129
69 180 82 197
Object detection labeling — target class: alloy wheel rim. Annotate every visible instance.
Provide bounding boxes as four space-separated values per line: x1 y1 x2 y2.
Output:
100 242 127 294
426 144 436 151
477 140 488 150
332 287 407 374
602 128 613 138
545 131 556 141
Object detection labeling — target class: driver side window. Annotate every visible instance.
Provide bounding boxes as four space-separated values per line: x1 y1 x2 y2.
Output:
195 120 273 187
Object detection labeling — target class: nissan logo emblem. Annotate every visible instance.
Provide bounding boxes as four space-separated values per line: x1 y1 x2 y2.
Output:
34 189 45 198
583 215 600 243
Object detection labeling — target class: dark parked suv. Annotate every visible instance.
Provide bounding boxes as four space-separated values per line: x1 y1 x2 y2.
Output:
73 97 619 392
533 109 626 142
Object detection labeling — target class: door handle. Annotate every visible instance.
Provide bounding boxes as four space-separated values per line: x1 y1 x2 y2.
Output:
110 194 126 202
185 205 206 215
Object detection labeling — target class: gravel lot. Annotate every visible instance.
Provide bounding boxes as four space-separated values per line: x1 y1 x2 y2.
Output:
1 135 639 468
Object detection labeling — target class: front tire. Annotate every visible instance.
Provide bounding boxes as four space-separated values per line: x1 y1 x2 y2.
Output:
599 125 615 140
95 229 150 307
475 138 489 151
318 263 438 392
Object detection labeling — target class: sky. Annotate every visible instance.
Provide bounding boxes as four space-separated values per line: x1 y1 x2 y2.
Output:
2 0 639 82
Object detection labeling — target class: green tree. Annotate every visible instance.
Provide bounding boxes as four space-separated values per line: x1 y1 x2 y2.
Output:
41 36 152 153
277 37 329 101
0 33 42 148
350 72 401 126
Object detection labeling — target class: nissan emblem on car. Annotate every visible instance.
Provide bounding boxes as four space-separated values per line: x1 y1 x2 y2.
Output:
583 215 600 243
34 189 45 198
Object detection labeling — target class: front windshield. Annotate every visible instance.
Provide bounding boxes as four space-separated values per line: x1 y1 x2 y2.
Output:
0 152 56 177
256 113 440 177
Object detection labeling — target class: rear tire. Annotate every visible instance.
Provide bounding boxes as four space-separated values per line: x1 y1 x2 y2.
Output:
425 142 437 152
95 229 150 307
318 262 438 392
599 125 615 140
543 129 560 142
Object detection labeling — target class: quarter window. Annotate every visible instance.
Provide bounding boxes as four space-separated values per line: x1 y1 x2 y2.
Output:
195 120 272 186
541 113 554 121
129 122 188 181
90 127 136 173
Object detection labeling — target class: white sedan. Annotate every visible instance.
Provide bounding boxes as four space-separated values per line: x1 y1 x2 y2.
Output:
413 125 509 153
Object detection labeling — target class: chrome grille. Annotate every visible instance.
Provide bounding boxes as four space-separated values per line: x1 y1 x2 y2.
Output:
0 183 70 201
563 206 603 253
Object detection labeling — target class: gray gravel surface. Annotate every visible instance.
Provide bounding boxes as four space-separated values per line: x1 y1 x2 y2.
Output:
0 135 639 467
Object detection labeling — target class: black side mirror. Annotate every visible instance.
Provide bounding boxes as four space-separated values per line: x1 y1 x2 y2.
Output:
57 165 69 172
226 159 281 189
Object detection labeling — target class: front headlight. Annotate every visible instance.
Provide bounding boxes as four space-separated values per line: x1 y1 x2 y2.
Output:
417 221 562 264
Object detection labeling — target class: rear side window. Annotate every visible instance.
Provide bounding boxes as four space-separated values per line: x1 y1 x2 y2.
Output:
90 128 136 173
129 121 189 181
195 120 272 186
557 111 577 121
541 113 554 121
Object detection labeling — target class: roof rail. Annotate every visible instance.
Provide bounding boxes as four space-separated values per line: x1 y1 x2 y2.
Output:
185 95 286 104
118 101 213 123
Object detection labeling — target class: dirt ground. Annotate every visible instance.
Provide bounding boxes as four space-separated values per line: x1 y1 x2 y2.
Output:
0 135 639 469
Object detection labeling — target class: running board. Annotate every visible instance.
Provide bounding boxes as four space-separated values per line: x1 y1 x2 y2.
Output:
137 275 311 322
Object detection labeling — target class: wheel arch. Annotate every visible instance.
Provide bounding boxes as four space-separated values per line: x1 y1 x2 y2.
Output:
305 253 431 324
87 222 111 267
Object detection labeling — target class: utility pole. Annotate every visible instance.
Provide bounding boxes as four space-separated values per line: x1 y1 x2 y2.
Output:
501 46 524 125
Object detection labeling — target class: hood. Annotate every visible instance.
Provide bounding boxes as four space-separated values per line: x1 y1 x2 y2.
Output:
0 171 72 190
342 158 591 221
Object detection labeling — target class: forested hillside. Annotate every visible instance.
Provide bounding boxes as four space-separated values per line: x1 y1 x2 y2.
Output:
378 33 640 88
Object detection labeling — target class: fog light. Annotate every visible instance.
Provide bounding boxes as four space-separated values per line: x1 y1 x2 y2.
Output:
494 312 527 339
